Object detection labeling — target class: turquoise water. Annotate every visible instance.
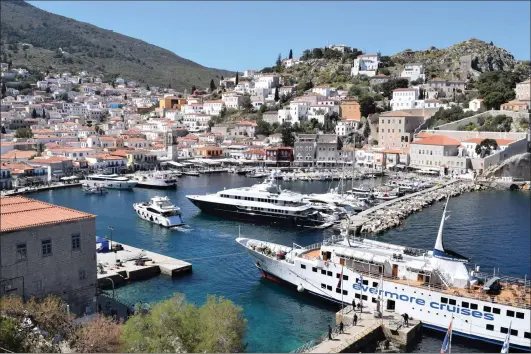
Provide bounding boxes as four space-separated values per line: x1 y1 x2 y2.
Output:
31 176 531 352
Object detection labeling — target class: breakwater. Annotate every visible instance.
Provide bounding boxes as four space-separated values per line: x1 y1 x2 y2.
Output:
344 180 478 235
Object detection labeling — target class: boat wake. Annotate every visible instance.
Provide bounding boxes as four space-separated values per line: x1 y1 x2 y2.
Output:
171 225 193 232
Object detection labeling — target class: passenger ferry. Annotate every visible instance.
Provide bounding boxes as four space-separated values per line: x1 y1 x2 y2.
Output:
187 174 336 228
236 198 531 351
81 174 137 189
133 196 184 227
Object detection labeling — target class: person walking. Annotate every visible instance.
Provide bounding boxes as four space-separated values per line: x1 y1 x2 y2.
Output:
352 298 356 312
328 325 333 340
339 321 344 334
353 313 358 326
403 313 409 327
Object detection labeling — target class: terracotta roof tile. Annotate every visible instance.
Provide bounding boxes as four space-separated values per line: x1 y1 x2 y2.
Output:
413 135 461 146
0 196 95 232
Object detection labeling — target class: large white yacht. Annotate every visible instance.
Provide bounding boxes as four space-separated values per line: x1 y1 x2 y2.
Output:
236 198 531 351
186 174 336 228
133 170 178 189
133 196 184 227
81 174 137 189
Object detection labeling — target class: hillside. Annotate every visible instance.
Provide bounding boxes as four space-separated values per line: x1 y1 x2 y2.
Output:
0 1 233 90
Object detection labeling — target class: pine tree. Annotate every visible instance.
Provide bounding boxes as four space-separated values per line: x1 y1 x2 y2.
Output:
8 60 12 69
31 108 37 119
209 79 216 92
274 87 280 102
191 85 197 94
1 82 6 97
124 93 128 100
42 108 46 119
289 49 293 60
235 72 239 85
1 126 6 134
146 84 150 91
221 75 224 80
276 54 282 68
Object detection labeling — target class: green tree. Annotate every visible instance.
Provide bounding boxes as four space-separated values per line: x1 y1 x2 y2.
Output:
146 84 150 91
274 87 280 102
14 127 33 139
348 85 367 98
122 293 247 353
1 82 6 97
209 79 216 92
235 72 239 85
31 108 37 118
256 119 272 136
191 85 197 94
311 48 323 59
300 49 311 61
289 49 293 60
276 53 282 69
380 78 409 99
358 96 376 118
281 123 295 146
475 138 498 158
477 71 518 109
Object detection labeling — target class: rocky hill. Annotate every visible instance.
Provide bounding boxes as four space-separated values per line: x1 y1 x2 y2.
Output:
0 1 233 90
389 38 518 81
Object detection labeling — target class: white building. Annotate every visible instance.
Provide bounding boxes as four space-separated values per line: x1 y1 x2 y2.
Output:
335 120 357 136
289 102 309 123
351 53 379 77
312 85 331 98
203 100 225 116
400 64 426 82
222 93 245 109
390 88 419 110
467 98 485 112
243 69 257 78
515 79 530 100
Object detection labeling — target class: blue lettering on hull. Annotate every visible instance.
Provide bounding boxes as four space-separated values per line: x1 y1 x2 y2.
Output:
353 284 495 321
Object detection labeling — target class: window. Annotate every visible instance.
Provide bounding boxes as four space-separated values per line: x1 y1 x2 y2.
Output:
441 297 448 304
300 264 306 269
336 288 341 294
326 285 332 291
362 280 368 285
362 295 368 301
486 324 494 331
42 240 52 257
507 310 515 317
525 332 531 339
327 271 333 277
342 290 348 295
516 312 524 319
510 329 518 336
321 283 326 289
470 303 478 310
483 306 491 313
16 243 27 261
312 267 317 273
72 234 81 251
493 308 500 314
461 301 469 308
449 299 456 305
321 269 326 275
78 269 87 280
501 327 508 334
342 275 349 281
372 297 377 303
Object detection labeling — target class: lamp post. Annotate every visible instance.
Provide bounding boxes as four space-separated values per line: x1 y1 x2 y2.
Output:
108 226 115 263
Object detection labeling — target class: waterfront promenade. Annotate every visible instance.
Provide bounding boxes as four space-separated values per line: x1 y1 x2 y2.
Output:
0 182 81 196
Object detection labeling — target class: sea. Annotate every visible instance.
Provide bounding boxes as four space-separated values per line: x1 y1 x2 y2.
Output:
30 174 531 353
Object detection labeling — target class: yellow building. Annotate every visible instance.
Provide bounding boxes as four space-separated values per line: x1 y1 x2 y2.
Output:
340 99 361 120
159 96 187 110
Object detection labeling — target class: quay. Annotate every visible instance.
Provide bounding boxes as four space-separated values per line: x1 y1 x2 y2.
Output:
97 241 192 289
341 179 476 235
294 306 421 353
0 182 81 196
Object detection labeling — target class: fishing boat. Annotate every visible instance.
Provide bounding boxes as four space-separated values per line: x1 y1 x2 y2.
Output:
133 196 184 227
82 184 108 195
236 197 531 351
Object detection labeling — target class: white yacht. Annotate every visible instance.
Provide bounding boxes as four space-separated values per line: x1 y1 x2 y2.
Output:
133 196 184 227
133 170 178 189
236 198 531 351
82 174 137 189
186 173 335 228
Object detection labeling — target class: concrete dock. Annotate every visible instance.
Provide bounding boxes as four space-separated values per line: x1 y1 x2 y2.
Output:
295 306 421 353
97 241 192 288
0 182 81 196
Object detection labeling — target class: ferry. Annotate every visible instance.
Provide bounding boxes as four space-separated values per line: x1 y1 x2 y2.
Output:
133 196 184 227
81 174 137 189
186 174 337 228
236 198 531 351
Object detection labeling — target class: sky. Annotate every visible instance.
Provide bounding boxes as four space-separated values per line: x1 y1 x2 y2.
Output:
29 1 531 72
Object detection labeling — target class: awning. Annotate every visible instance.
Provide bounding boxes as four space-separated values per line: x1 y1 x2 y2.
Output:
60 176 79 181
162 161 186 167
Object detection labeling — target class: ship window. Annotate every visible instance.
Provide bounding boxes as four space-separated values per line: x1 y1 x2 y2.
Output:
501 327 508 334
321 283 326 289
461 301 469 308
448 299 456 305
525 332 531 339
336 288 341 294
470 303 478 310
486 324 494 331
510 329 518 336
483 306 491 313
326 285 332 291
493 308 500 314
372 297 377 303
440 297 448 304
300 264 306 269
362 295 367 301
362 280 368 285
312 267 317 272
321 270 326 275
342 290 348 295
327 271 333 277
336 273 341 278
343 275 349 281
355 294 361 299
516 312 524 319
373 282 378 288
507 310 515 317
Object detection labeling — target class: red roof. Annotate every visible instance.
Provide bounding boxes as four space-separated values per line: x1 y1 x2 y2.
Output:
413 135 461 146
463 138 514 145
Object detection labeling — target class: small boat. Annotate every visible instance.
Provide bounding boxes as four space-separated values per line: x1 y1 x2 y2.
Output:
182 170 200 176
133 196 184 227
83 184 108 195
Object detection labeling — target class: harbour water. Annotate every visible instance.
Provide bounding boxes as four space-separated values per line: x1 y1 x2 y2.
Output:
30 174 530 353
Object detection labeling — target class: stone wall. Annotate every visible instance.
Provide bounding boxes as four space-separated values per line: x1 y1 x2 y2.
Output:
435 110 530 131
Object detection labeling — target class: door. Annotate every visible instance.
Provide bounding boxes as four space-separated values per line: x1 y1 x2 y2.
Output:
340 258 345 266
392 264 398 277
387 299 396 311
417 273 424 283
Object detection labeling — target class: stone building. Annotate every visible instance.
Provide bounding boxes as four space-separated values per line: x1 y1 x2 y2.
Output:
0 196 97 315
294 134 317 167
